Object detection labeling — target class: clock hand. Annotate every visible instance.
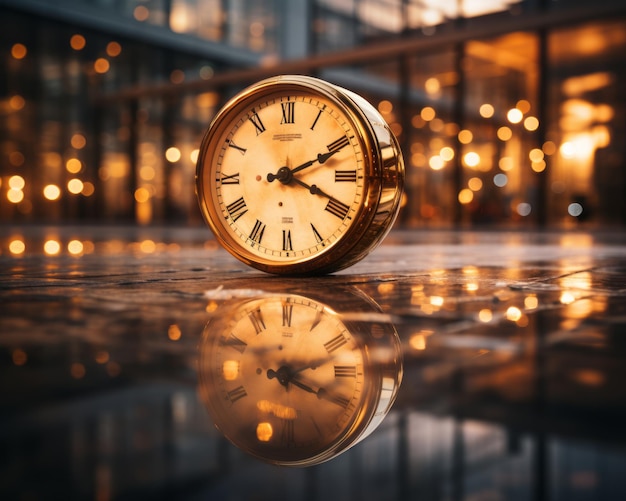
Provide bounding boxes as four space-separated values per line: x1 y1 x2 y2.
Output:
291 149 339 175
267 150 339 184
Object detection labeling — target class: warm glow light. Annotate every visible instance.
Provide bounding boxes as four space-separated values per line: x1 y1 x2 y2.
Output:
94 58 110 74
9 239 25 255
531 160 546 173
560 292 576 305
430 296 444 307
458 188 474 204
497 126 512 141
468 177 483 191
70 34 86 50
190 149 199 164
525 295 539 309
420 106 436 121
106 41 122 57
7 189 24 203
529 148 544 162
134 5 150 21
499 157 514 171
516 100 531 114
168 324 182 340
378 100 393 114
524 116 539 131
66 158 82 173
68 178 84 194
140 239 157 253
542 141 557 155
458 130 473 144
140 166 156 181
9 175 25 190
43 184 61 201
429 155 445 170
506 306 522 322
222 360 239 380
410 334 427 350
11 43 27 59
68 240 84 255
463 151 480 168
134 187 150 203
44 240 61 256
440 146 454 161
165 147 181 162
81 182 95 196
256 422 273 442
478 309 493 322
9 95 25 110
507 108 523 124
71 133 87 149
425 77 441 95
479 104 494 118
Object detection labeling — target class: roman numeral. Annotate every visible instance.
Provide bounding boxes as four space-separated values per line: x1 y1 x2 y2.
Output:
249 111 266 135
334 365 357 378
310 223 325 246
227 139 246 155
327 135 350 153
248 308 266 334
227 385 247 403
324 334 347 353
282 230 293 252
282 302 293 327
280 101 295 124
310 107 324 130
226 197 248 222
249 219 266 245
325 198 350 219
335 170 357 182
221 333 247 353
220 172 240 184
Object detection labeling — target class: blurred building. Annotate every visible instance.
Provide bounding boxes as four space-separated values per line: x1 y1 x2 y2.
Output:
1 0 625 227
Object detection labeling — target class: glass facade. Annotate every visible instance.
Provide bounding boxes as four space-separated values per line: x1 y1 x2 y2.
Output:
1 0 625 226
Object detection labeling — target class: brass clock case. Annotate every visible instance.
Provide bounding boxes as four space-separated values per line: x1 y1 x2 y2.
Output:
195 75 404 275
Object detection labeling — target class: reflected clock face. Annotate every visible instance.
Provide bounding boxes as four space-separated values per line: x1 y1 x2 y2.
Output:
195 75 404 275
198 293 402 466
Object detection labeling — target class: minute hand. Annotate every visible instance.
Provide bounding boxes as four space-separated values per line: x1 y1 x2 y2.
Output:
290 150 339 176
291 177 335 200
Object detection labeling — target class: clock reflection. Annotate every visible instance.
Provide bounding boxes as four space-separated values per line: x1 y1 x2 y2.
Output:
197 290 402 467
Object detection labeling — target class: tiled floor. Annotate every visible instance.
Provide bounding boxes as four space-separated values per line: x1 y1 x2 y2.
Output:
1 226 625 500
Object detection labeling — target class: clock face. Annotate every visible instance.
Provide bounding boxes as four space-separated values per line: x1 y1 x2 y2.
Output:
197 79 372 272
198 295 368 465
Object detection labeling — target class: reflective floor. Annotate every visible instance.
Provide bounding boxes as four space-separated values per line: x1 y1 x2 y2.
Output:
1 226 626 500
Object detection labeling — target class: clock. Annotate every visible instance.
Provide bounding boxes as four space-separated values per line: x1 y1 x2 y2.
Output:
197 293 403 466
195 75 404 275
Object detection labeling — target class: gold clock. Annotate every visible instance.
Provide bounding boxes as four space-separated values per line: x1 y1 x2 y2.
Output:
195 75 404 275
198 293 402 466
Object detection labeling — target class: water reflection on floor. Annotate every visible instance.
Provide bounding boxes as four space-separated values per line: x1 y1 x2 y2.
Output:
1 227 625 500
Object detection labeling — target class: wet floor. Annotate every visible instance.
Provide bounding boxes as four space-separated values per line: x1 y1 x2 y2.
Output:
1 226 625 500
